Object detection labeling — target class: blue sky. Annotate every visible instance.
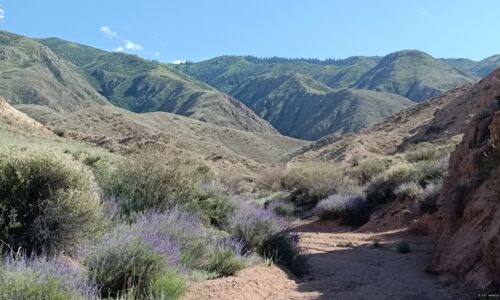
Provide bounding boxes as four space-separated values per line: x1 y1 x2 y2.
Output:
1 1 498 63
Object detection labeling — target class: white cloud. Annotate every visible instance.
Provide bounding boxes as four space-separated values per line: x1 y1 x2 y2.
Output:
420 10 430 16
114 46 124 52
172 60 186 65
125 40 142 51
0 7 5 23
99 26 117 38
154 51 160 57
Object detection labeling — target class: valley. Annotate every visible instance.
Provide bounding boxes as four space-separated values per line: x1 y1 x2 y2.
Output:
0 16 499 300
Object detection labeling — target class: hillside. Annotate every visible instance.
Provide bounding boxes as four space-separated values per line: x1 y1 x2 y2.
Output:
291 84 473 162
176 55 381 93
354 50 475 102
231 73 414 139
38 38 277 134
442 55 500 78
0 96 51 135
0 31 109 112
17 104 309 172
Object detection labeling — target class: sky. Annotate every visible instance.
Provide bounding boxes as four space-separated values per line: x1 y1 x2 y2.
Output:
1 1 498 63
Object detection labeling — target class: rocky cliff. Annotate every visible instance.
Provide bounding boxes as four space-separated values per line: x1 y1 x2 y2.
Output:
430 69 500 289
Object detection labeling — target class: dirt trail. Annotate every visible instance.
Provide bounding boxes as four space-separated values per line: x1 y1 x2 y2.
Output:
183 221 469 300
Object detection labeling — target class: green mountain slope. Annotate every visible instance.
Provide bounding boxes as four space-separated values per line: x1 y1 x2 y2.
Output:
176 55 381 92
442 55 500 78
0 31 109 112
354 50 475 101
232 73 415 140
39 38 277 133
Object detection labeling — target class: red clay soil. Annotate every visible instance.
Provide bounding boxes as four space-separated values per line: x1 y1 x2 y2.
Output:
427 69 500 289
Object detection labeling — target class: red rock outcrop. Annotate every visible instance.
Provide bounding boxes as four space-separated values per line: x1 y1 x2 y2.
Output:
431 69 500 289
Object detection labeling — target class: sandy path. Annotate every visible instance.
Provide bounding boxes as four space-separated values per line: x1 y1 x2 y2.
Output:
183 221 468 300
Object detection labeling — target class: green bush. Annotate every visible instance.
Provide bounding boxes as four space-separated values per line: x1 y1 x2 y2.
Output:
202 248 245 277
314 194 370 226
267 200 295 218
263 233 307 277
404 143 440 162
348 158 389 184
283 163 356 209
198 182 236 227
255 166 289 191
0 271 81 300
85 237 166 298
0 149 102 254
0 255 97 300
96 153 201 216
150 270 187 300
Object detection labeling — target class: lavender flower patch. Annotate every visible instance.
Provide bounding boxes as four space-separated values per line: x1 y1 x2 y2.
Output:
1 254 98 299
314 194 370 226
227 200 288 251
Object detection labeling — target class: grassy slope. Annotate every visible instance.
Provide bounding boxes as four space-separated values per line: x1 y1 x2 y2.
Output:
0 31 109 112
16 104 309 170
38 38 277 134
354 50 475 102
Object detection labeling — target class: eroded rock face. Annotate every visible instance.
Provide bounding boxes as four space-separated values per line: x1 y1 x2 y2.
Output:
431 69 500 289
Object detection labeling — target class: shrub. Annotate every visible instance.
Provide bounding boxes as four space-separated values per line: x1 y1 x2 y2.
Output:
150 270 187 300
348 158 389 184
262 233 307 277
314 194 370 226
283 163 356 208
255 166 289 191
96 153 202 216
84 233 167 298
396 240 410 253
412 157 449 186
198 181 236 227
394 182 424 199
0 255 97 300
366 158 447 208
418 182 441 214
227 201 287 252
0 149 102 255
266 200 295 218
404 143 439 162
91 210 245 282
201 248 245 277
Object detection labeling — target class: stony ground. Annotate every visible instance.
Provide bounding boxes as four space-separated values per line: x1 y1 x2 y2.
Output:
183 221 470 300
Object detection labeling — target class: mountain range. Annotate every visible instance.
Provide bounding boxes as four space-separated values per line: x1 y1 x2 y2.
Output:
0 30 499 142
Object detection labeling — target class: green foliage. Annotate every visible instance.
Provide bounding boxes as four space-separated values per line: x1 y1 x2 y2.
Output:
85 238 166 298
149 270 187 300
262 233 308 277
314 194 370 226
0 271 81 300
96 153 201 216
0 149 102 254
201 249 246 277
348 158 390 184
267 200 295 218
283 163 357 209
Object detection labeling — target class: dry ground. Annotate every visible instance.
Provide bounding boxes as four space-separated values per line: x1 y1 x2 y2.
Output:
184 221 470 300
